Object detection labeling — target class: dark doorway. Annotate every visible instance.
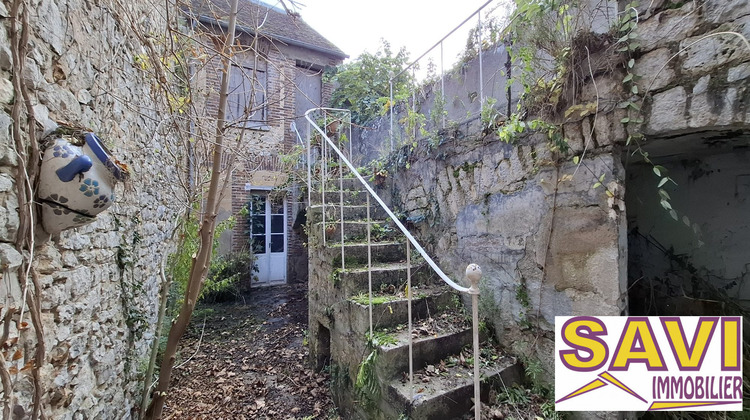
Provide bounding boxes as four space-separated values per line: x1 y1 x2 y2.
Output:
624 130 750 316
315 322 331 371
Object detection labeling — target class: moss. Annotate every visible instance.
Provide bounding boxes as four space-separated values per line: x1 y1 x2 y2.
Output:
350 293 398 305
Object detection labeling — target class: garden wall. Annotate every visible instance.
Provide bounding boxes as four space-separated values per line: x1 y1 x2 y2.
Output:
0 0 182 417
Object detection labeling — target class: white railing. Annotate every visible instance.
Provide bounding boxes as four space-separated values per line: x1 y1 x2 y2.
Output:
305 107 482 419
389 0 499 152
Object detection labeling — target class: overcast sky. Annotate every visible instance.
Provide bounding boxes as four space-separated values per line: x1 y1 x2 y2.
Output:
285 0 511 68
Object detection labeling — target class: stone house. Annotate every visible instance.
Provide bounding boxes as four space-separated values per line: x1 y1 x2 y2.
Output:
185 0 347 286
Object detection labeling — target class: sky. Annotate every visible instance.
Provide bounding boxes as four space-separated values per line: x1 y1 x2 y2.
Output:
276 0 511 69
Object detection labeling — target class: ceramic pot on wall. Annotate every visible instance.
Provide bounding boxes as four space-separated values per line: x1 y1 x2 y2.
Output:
38 132 129 234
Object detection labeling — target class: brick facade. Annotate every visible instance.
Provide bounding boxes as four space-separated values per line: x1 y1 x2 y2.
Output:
195 16 344 285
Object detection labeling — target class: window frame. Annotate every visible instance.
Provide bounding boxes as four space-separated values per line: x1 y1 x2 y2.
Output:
226 62 268 129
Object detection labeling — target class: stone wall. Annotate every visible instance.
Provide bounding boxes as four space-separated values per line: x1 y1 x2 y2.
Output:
351 44 521 166
0 0 182 417
361 0 750 382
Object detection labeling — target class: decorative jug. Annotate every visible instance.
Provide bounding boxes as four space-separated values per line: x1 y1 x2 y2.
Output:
38 131 129 234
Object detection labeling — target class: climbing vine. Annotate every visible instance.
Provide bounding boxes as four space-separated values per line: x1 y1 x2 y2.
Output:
5 0 46 417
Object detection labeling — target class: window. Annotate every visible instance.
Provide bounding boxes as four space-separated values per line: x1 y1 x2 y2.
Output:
227 64 267 128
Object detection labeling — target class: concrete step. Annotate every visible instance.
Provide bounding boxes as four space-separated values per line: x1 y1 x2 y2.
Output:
312 175 363 191
346 286 458 333
384 352 522 420
375 311 472 380
310 188 370 206
325 241 406 266
336 262 439 296
308 204 388 223
315 220 400 244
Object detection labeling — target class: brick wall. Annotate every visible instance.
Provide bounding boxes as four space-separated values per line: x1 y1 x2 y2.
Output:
197 28 342 284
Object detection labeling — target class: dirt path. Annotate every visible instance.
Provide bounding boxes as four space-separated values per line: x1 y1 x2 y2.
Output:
162 284 337 420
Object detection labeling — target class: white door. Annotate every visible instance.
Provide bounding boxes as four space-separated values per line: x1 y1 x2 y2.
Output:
249 193 287 284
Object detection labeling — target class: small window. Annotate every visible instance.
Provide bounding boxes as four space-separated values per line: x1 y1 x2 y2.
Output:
227 64 267 128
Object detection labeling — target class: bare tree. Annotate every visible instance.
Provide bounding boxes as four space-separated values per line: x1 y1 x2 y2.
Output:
144 0 240 417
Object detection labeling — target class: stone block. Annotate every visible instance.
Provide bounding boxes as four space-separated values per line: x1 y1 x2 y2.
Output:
0 45 12 71
633 0 666 19
35 0 65 55
634 48 675 91
680 17 750 75
545 206 622 314
36 242 63 275
0 112 16 166
689 77 737 127
580 76 622 104
0 173 12 192
32 103 58 133
0 243 22 271
636 3 699 52
563 121 584 153
581 116 594 150
728 62 750 82
593 109 627 146
21 58 44 90
0 191 19 242
647 86 687 134
76 89 92 105
0 78 13 105
704 0 750 24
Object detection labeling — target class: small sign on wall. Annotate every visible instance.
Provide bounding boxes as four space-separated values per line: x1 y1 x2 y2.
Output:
245 171 288 190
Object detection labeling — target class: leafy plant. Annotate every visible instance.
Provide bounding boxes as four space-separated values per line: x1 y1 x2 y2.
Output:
400 104 427 150
200 250 257 303
355 350 380 409
480 97 503 134
499 384 531 405
167 209 243 312
328 40 413 125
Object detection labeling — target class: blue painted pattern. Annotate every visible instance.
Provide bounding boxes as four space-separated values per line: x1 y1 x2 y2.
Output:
79 178 100 197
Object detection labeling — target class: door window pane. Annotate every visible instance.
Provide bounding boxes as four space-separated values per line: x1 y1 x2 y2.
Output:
251 215 265 235
270 234 284 253
250 195 266 215
271 215 284 234
252 235 266 254
271 197 284 215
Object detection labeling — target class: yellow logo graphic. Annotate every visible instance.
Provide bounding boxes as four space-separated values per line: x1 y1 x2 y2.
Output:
555 316 743 411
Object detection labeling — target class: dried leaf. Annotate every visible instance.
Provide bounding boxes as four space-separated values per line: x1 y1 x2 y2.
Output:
20 360 34 372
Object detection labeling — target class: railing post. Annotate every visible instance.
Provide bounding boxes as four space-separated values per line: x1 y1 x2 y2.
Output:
466 263 482 420
321 111 327 246
367 194 372 340
339 122 345 271
389 76 394 152
306 114 312 214
478 13 484 109
407 240 413 403
440 40 446 130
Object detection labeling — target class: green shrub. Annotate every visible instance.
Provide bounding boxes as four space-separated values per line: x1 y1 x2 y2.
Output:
200 250 257 303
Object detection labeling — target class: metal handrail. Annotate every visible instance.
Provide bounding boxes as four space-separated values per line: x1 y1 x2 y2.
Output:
390 0 494 82
305 108 472 295
305 107 482 420
388 0 497 152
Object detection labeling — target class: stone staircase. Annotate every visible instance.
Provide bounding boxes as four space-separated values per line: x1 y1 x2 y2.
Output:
308 174 522 419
